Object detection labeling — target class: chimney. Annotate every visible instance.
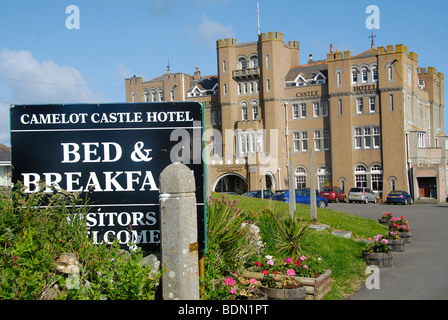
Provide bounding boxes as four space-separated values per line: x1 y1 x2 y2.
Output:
193 66 201 80
308 53 313 64
330 44 333 53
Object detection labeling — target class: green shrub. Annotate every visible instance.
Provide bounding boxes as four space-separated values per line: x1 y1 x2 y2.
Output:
0 185 162 300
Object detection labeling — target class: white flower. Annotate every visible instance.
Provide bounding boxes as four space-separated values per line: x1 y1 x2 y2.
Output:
265 255 273 260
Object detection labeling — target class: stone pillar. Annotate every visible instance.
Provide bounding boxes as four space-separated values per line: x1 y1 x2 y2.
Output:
159 162 199 300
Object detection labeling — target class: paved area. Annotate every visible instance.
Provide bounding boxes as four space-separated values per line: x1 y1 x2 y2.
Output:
325 201 448 300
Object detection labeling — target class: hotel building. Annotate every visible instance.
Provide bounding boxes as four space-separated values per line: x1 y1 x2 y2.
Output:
125 31 447 202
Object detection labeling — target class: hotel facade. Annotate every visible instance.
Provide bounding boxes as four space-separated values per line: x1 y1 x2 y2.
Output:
125 31 447 202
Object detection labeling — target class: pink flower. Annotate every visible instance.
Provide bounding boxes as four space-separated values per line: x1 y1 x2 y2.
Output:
249 278 257 284
303 265 308 268
300 255 306 261
286 269 295 276
285 258 293 264
267 259 274 266
224 277 236 286
229 288 237 295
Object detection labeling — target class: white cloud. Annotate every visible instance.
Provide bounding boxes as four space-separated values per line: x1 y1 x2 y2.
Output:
0 47 105 146
0 103 10 146
0 48 104 105
188 15 235 48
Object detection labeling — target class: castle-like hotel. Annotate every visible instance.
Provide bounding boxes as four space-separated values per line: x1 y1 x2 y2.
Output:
125 31 447 202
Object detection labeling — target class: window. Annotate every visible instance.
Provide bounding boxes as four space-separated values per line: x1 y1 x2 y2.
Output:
266 55 270 68
222 60 227 73
356 98 364 114
355 165 367 187
322 101 328 117
292 104 299 119
295 167 307 188
170 88 175 101
252 106 259 120
354 126 381 150
338 99 343 116
418 132 425 147
317 166 330 191
313 102 320 117
239 57 248 69
266 79 271 92
369 97 376 113
373 127 381 148
390 179 396 191
362 69 368 82
352 70 358 83
323 130 330 150
388 66 393 81
314 131 321 151
371 165 383 192
251 56 259 68
389 94 394 112
372 68 378 81
241 106 248 121
237 130 265 156
293 131 308 152
223 83 227 96
337 72 342 86
238 83 242 95
211 109 221 125
301 103 306 118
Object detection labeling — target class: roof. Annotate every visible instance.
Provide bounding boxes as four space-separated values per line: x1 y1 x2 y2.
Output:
187 75 218 94
0 144 11 162
285 61 328 83
352 48 378 59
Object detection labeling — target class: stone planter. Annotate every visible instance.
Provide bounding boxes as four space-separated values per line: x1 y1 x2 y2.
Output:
242 269 332 300
378 217 391 225
398 232 412 243
387 238 405 252
362 251 393 268
260 285 306 300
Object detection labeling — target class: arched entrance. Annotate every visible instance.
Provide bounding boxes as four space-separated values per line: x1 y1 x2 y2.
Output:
213 173 248 195
264 171 275 191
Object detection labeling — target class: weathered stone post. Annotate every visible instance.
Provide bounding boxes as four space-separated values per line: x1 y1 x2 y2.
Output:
159 162 199 300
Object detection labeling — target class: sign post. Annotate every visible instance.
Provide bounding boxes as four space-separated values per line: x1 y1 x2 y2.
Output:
10 102 205 254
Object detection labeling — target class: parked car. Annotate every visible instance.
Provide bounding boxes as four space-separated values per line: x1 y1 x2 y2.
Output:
319 186 347 203
386 190 413 205
242 190 274 199
272 189 328 208
348 187 377 203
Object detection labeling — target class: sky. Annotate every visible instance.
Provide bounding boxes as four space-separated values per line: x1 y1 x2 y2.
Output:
1 0 447 147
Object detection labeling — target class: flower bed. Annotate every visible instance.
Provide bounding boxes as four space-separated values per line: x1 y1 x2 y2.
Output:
242 255 332 300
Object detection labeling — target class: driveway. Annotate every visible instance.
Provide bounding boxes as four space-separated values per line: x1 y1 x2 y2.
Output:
326 202 448 300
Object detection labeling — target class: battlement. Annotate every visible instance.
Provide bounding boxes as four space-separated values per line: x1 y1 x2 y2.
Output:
217 38 237 48
326 50 351 61
259 31 284 42
419 67 444 79
288 40 299 49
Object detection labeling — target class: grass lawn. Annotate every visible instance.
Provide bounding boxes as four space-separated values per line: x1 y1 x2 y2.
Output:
211 192 389 300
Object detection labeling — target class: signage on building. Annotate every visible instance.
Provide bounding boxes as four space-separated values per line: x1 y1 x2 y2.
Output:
10 102 204 253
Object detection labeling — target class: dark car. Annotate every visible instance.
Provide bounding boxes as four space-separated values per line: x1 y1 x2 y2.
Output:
386 190 413 205
319 186 347 203
272 189 328 208
242 190 273 199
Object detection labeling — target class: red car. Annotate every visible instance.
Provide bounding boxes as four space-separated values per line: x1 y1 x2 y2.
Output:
319 186 347 203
